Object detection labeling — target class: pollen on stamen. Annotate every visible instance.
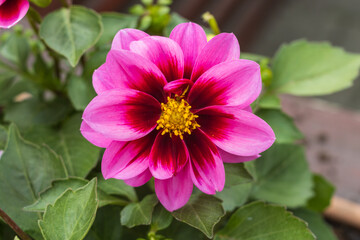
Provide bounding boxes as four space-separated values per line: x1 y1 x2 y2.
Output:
156 96 200 140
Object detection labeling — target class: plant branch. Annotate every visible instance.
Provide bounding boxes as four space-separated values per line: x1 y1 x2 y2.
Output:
0 208 32 240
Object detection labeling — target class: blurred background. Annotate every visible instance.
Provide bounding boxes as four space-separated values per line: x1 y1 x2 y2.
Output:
30 0 360 239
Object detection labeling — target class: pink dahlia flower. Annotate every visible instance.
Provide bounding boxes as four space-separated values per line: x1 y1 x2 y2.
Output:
0 0 29 29
81 23 275 211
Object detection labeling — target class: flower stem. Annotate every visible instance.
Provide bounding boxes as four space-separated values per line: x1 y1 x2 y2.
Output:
0 208 32 240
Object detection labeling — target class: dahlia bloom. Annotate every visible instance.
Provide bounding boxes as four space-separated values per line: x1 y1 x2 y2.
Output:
0 0 29 29
81 23 275 211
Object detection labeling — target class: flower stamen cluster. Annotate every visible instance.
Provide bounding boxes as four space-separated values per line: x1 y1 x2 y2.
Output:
156 96 200 139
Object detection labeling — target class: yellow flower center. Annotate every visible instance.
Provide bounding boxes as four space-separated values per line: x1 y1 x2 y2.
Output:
156 96 200 140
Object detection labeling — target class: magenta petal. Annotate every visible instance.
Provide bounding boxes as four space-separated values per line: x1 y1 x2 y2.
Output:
111 28 149 51
92 64 114 95
197 105 275 156
185 130 225 194
0 0 29 29
163 78 193 96
124 169 152 187
80 121 112 148
169 22 207 79
103 50 167 101
102 132 156 179
190 33 240 82
149 133 189 179
219 148 260 163
188 60 262 109
83 89 161 142
130 36 184 82
155 165 193 211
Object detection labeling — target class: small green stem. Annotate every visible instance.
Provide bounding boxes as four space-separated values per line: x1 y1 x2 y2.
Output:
0 208 32 240
60 0 72 8
202 12 220 35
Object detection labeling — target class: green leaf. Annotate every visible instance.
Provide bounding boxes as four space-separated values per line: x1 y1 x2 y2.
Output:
85 206 122 240
0 124 67 238
306 174 335 212
67 76 96 110
0 32 30 70
39 179 98 240
120 194 158 228
249 144 313 207
24 177 88 212
258 94 281 109
0 125 7 150
24 114 100 178
24 177 126 212
151 205 173 231
97 13 138 46
292 208 337 240
40 6 103 67
172 193 225 238
4 98 72 129
29 0 52 7
216 163 253 211
215 202 315 240
97 174 137 202
271 40 360 96
256 109 303 143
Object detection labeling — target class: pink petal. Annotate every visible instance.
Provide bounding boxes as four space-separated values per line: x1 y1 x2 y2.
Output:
184 129 225 194
169 22 207 79
92 64 114 94
188 59 262 109
155 164 193 212
83 89 161 142
190 33 240 82
219 148 260 163
80 121 112 148
149 133 189 179
0 0 29 29
94 49 167 101
243 105 252 112
197 105 275 156
163 78 193 96
124 169 152 187
102 131 156 179
130 36 184 82
111 28 149 51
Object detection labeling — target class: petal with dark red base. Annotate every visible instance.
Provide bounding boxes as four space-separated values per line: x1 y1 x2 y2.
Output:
170 22 207 79
0 0 29 29
197 105 275 156
184 129 225 194
188 60 261 109
83 89 161 142
102 132 156 179
163 78 193 96
111 28 149 51
80 121 112 148
124 169 152 187
94 49 167 101
149 133 189 179
155 165 193 212
130 36 184 82
190 33 240 82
